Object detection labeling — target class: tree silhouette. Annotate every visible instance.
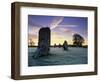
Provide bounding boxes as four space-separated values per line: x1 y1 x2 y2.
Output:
73 34 84 47
54 43 57 47
29 39 35 46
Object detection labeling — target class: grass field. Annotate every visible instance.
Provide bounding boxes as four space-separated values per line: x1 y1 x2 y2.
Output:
28 47 88 66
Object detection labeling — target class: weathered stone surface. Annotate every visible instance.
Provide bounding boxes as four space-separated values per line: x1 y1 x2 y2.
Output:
33 27 51 58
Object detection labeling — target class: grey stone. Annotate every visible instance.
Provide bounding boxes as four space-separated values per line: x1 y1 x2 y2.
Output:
63 41 68 50
33 27 51 58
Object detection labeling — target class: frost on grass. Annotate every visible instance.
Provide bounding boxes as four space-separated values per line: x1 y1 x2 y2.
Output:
28 47 87 66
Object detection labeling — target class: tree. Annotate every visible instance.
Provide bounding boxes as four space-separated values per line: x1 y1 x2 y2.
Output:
54 43 57 47
29 39 35 46
73 34 84 47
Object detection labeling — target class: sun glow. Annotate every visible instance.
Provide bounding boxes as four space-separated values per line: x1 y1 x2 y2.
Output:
28 15 88 46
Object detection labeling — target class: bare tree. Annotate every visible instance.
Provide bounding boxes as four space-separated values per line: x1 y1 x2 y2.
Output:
54 43 57 47
29 39 35 46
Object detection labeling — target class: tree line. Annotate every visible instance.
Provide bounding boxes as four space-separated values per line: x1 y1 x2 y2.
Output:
29 33 85 47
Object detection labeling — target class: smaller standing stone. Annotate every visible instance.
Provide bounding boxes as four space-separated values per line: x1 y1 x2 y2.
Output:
54 43 57 48
63 40 68 50
58 43 62 48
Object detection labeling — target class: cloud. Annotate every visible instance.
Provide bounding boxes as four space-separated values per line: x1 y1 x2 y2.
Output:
28 16 42 28
28 25 40 35
52 26 75 35
50 16 78 30
58 24 78 28
28 34 37 39
51 23 78 37
50 17 64 29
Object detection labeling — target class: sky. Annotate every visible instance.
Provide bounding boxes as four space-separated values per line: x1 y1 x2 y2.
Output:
28 15 88 46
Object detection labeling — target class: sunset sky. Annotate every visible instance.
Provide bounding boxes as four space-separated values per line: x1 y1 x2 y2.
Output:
28 15 88 46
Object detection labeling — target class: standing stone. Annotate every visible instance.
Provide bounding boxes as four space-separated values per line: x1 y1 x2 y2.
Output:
54 43 57 48
58 43 62 48
33 27 51 58
63 40 68 50
38 27 50 51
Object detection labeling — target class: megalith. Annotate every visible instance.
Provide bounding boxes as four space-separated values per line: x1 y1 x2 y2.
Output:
33 27 51 58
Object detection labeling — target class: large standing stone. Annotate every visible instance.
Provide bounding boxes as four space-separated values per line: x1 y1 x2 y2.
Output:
33 27 51 58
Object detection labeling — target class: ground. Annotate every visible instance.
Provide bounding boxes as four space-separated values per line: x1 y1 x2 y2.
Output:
28 47 88 66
